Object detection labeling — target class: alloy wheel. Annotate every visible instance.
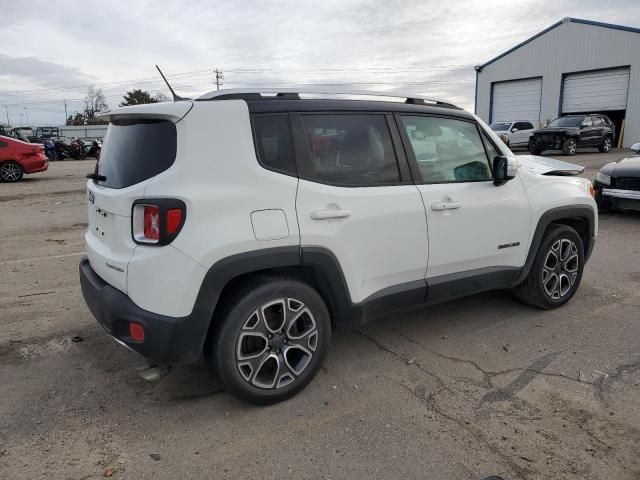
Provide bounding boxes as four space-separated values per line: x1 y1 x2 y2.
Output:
236 298 318 389
541 238 579 299
0 163 22 182
603 138 612 152
567 140 576 155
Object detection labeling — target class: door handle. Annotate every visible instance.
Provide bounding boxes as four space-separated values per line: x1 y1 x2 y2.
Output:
310 208 351 220
431 201 462 211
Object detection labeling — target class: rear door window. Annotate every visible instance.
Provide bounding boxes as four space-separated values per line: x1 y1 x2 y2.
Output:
96 119 176 189
296 114 400 186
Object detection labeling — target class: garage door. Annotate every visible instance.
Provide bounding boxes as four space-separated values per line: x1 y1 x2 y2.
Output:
491 78 542 125
562 68 630 113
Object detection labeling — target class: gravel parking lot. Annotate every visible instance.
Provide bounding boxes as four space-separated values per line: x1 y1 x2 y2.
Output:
1 151 639 479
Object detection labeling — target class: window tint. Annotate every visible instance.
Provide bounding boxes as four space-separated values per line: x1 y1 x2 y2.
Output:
253 115 295 174
592 116 603 126
515 122 534 130
97 119 176 189
298 114 400 185
400 115 492 183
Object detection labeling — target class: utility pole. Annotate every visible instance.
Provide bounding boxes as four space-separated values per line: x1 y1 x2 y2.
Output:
214 68 224 90
19 113 23 126
24 106 29 126
64 100 68 125
3 105 9 126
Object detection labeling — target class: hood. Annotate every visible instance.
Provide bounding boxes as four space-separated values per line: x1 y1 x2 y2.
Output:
600 154 640 177
532 127 579 135
517 155 584 176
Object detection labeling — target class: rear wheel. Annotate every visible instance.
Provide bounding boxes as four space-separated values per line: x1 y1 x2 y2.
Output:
515 225 584 309
0 161 24 182
599 136 613 153
562 137 577 155
206 275 331 404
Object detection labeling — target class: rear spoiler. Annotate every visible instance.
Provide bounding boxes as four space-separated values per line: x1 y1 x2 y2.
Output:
97 101 193 123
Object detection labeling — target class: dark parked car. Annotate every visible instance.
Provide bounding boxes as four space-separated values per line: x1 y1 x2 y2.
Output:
594 142 640 212
529 114 615 156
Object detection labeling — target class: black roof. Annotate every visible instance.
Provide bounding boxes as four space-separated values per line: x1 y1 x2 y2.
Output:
241 98 474 119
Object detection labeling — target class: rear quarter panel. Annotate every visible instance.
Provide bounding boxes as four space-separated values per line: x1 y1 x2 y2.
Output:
142 100 300 271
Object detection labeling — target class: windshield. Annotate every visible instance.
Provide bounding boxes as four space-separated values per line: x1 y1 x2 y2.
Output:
490 122 511 131
96 119 176 189
547 117 583 128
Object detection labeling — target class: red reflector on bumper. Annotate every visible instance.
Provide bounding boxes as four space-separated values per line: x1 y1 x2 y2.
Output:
166 208 182 234
129 322 145 342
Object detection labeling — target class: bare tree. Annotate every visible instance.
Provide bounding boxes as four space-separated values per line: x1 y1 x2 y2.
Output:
83 86 108 124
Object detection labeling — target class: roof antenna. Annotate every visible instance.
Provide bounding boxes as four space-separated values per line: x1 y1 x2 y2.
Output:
155 65 190 101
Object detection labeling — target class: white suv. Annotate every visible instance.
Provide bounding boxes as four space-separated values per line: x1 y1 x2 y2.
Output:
489 120 536 148
79 89 597 404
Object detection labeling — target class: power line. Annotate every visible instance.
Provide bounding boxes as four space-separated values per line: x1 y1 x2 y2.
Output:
0 65 474 98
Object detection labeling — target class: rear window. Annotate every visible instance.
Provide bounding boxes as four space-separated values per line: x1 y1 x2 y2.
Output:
96 119 176 189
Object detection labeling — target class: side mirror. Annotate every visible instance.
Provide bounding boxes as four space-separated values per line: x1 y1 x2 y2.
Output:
631 142 640 154
493 156 516 186
511 128 519 133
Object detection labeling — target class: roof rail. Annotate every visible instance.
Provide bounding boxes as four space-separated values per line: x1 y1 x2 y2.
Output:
196 87 461 109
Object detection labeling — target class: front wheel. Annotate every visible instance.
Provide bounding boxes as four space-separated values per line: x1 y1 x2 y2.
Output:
0 161 24 182
562 137 577 155
515 225 584 309
206 276 331 404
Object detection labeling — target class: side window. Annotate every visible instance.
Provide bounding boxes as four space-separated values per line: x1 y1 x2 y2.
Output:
253 114 295 175
521 122 534 130
298 114 400 186
582 117 593 127
400 115 492 183
513 122 527 130
592 116 603 126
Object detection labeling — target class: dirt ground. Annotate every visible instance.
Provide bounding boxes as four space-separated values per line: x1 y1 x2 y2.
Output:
1 150 639 480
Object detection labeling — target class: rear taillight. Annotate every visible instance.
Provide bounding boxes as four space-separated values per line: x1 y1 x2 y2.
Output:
143 205 160 241
132 199 186 245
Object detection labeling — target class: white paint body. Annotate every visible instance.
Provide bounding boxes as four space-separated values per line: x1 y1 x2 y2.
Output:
84 97 597 318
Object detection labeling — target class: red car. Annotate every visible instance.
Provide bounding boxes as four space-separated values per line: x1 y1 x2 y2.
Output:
0 135 48 182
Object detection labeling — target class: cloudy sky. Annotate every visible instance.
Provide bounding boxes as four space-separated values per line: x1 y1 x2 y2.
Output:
2 0 640 125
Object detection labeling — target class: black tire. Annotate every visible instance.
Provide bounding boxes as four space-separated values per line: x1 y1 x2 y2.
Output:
528 141 542 155
599 135 613 153
206 275 331 405
562 137 577 156
0 161 24 182
515 224 584 309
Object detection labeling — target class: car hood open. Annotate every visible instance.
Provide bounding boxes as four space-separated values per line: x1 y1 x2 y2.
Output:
516 155 584 176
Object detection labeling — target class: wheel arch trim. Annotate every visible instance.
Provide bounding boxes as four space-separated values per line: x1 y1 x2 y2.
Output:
516 205 595 284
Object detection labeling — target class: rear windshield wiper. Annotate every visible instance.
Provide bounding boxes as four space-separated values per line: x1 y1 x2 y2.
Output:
86 173 107 181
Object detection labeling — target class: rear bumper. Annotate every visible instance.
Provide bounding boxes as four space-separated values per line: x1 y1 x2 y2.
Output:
23 156 48 174
79 256 210 365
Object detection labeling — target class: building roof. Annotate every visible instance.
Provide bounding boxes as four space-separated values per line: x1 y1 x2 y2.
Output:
476 17 640 71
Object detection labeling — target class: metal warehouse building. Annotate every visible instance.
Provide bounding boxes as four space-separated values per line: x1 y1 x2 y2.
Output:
474 17 640 147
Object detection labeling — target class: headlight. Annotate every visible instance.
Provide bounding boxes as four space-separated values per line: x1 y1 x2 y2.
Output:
595 172 611 185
